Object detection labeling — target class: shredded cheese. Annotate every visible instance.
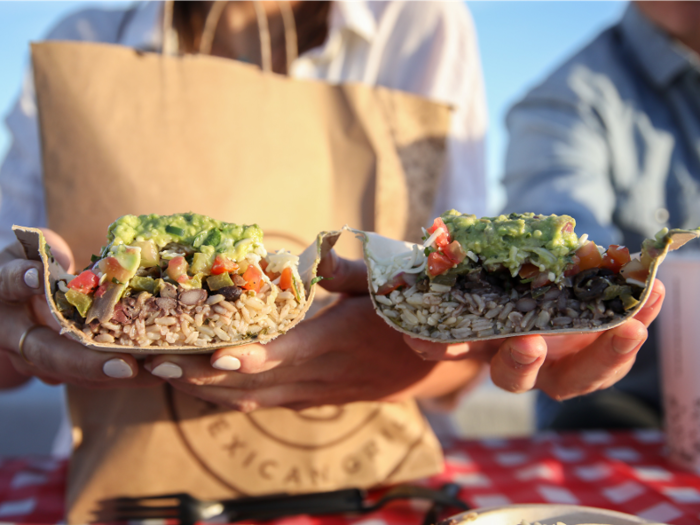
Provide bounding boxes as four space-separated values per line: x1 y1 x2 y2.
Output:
266 250 299 274
423 227 445 249
368 244 427 292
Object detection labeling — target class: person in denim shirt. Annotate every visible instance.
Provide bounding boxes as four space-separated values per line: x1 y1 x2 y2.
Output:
503 1 700 429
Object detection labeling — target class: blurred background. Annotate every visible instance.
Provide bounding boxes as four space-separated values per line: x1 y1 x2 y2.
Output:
0 1 627 455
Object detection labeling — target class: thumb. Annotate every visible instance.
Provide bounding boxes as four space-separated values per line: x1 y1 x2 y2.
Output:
41 229 75 273
317 249 369 295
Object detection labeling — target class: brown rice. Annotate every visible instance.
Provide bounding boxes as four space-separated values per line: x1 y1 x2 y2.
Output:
375 280 626 341
83 282 301 346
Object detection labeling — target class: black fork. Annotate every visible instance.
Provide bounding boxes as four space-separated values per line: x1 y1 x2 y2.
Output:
95 483 468 524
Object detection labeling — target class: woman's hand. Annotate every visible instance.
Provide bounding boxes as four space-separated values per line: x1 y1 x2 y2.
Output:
144 254 485 411
405 280 665 401
145 292 486 411
0 229 162 390
144 251 660 411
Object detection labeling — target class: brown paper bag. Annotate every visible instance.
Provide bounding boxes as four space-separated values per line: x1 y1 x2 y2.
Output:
31 41 451 524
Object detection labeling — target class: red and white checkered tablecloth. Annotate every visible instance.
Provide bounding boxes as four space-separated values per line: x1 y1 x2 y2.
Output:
2 430 700 525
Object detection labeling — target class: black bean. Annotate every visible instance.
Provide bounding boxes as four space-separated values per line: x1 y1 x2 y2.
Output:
215 286 242 302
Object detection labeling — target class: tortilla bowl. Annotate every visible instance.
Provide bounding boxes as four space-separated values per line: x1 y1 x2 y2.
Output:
350 213 700 343
13 218 339 355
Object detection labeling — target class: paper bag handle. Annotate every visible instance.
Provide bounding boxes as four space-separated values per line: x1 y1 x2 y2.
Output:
163 0 298 74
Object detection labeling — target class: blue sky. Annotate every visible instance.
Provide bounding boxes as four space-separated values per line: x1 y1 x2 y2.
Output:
0 1 626 213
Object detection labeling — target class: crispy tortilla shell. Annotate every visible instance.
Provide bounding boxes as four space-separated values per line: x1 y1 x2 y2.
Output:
351 227 700 342
13 225 340 354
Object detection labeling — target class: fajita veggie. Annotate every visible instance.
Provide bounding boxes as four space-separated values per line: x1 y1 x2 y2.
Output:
353 210 700 342
14 213 339 353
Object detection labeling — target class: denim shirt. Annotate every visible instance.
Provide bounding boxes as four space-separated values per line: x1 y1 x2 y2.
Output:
502 4 700 426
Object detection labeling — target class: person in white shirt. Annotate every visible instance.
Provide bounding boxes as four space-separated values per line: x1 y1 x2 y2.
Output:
0 1 487 252
0 1 664 429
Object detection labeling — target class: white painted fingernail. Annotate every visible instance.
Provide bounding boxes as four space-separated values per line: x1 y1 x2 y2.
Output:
445 344 469 357
24 268 40 289
103 358 134 378
151 362 183 378
213 355 241 371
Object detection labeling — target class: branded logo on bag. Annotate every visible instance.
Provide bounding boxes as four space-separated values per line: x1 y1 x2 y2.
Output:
168 388 432 495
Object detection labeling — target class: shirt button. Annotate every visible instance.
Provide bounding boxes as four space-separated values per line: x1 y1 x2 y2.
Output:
655 208 669 223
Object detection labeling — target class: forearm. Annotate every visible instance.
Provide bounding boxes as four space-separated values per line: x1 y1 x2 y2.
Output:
0 350 31 389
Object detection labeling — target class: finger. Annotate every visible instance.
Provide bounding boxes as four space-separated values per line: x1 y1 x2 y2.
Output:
0 259 45 302
633 279 665 327
30 294 62 331
489 335 547 393
317 250 369 295
2 318 159 387
145 347 309 388
205 297 367 374
402 334 497 362
536 318 646 401
41 229 74 273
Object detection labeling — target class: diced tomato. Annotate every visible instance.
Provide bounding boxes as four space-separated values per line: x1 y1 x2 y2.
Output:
564 255 581 277
98 256 132 283
575 241 603 271
620 259 649 284
519 263 540 279
167 256 190 283
427 217 451 248
520 263 553 289
279 267 293 291
377 273 407 295
601 245 630 273
562 221 574 234
443 240 467 265
242 265 264 293
531 272 552 289
67 270 99 294
427 251 454 277
211 255 238 275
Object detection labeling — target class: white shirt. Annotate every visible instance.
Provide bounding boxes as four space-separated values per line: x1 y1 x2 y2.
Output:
0 0 487 251
0 1 487 455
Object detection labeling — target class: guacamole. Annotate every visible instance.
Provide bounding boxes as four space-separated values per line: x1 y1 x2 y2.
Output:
440 210 581 279
104 212 263 262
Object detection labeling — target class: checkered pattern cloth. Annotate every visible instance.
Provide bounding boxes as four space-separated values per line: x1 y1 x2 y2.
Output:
2 431 700 525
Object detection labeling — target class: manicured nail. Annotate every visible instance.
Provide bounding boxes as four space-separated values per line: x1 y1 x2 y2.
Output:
151 362 183 378
613 336 640 355
213 355 241 371
510 348 539 366
24 268 40 289
103 358 134 378
445 344 469 358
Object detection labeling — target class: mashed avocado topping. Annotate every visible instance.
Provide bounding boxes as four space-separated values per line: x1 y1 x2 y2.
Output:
104 212 263 262
441 210 581 279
